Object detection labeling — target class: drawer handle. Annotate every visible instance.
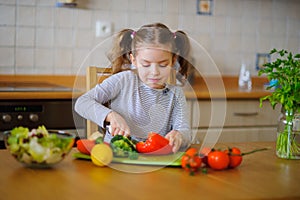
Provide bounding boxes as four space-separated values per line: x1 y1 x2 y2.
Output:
233 112 259 116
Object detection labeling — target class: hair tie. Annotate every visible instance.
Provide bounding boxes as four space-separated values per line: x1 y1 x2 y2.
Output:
173 32 177 39
131 31 136 39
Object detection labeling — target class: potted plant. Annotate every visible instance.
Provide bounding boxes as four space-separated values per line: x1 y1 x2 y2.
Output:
259 49 300 159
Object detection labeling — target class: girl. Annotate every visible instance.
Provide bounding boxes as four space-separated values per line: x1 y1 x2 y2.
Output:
75 23 193 152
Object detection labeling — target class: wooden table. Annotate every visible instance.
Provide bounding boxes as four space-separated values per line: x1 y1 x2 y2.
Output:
1 142 300 200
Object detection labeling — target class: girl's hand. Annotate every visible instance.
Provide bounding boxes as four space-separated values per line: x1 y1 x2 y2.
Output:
165 130 183 153
105 111 130 137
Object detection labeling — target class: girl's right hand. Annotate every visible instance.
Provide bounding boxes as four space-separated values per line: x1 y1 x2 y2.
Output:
105 111 130 137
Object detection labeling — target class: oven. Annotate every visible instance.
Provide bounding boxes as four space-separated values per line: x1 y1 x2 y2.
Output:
0 82 86 149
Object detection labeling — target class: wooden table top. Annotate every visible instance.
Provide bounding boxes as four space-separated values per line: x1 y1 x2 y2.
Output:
1 142 300 200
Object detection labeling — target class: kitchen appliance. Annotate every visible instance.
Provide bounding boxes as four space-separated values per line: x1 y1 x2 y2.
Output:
0 82 85 149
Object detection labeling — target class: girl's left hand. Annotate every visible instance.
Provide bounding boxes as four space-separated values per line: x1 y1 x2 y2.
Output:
165 130 183 153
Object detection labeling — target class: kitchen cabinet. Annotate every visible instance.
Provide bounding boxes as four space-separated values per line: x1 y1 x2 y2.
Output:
187 99 281 143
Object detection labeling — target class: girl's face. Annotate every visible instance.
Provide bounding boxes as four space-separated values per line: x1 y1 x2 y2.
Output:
130 47 176 89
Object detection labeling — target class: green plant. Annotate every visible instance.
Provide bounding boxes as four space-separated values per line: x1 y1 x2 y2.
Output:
258 49 300 159
258 49 300 111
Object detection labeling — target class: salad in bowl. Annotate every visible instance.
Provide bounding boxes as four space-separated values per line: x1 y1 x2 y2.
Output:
4 126 75 168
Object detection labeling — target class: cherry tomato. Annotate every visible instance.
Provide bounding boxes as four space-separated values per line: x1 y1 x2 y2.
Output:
181 154 202 173
185 147 198 157
199 147 211 166
207 150 230 170
224 147 243 168
181 148 202 175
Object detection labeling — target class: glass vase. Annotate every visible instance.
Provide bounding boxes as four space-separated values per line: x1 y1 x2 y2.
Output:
276 106 300 159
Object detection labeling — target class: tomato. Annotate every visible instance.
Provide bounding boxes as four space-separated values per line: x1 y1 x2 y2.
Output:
76 139 96 155
185 147 198 157
224 147 243 168
199 147 211 166
207 150 230 170
181 153 202 175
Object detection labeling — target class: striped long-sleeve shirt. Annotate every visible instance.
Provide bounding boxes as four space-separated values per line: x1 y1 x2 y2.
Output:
75 70 191 148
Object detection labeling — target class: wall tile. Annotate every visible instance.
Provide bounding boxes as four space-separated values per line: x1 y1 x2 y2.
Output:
211 34 227 52
72 48 90 70
227 0 242 17
0 0 16 5
36 0 56 6
241 35 256 53
35 48 54 68
74 29 93 48
160 14 179 30
128 0 145 12
15 67 34 74
84 0 111 10
178 15 195 33
128 12 146 28
227 34 242 53
54 8 74 28
213 16 228 34
228 17 241 35
257 18 273 36
257 35 272 53
146 0 162 13
34 67 54 74
0 67 15 74
16 27 35 46
0 27 15 46
214 0 230 16
272 0 289 20
17 6 35 26
258 0 272 18
178 0 195 15
36 28 54 47
241 17 258 36
54 48 72 68
286 37 300 53
18 0 36 6
163 0 179 14
112 0 128 11
75 9 92 29
287 19 300 37
195 16 212 34
0 5 15 25
272 19 287 37
111 11 128 32
241 0 259 18
15 48 34 67
36 7 54 27
54 28 74 48
0 47 14 67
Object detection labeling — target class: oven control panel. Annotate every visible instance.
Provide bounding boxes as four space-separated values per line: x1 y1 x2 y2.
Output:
0 100 85 131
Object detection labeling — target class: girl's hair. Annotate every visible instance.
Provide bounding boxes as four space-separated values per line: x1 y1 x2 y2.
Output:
107 23 192 80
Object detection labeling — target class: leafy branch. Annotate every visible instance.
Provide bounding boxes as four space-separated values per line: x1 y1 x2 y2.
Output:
258 49 300 112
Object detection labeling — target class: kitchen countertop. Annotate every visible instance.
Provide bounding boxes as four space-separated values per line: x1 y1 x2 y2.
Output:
0 75 271 100
1 142 299 200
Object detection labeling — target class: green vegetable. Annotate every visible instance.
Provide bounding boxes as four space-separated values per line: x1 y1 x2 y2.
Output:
95 135 104 144
258 49 300 111
258 49 300 159
6 126 74 164
110 135 138 159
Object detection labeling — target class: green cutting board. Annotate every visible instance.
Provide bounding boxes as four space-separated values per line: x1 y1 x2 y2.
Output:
73 152 183 166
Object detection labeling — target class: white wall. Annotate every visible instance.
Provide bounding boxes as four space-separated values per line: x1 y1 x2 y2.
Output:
0 0 299 76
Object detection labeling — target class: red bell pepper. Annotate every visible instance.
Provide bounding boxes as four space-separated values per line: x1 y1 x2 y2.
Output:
136 132 173 155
